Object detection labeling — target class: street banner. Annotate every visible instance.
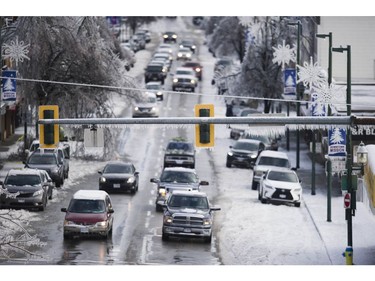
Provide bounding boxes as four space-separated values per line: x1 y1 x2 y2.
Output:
328 127 346 156
311 92 326 116
1 70 17 102
283 68 296 96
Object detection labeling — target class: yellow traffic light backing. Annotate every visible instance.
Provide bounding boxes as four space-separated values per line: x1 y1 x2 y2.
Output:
39 105 59 148
195 104 214 148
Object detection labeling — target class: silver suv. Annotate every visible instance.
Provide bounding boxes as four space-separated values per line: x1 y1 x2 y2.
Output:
161 190 220 243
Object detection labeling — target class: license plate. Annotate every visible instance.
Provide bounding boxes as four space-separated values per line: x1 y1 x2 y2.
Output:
80 227 89 233
113 184 120 188
18 199 25 203
279 194 286 199
184 228 191 233
176 160 183 164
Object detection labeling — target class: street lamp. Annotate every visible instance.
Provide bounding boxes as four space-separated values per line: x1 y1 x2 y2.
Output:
288 20 302 169
316 32 333 221
332 45 353 265
357 141 368 165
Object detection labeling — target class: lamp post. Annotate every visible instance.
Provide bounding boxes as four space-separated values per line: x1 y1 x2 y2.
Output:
288 20 302 169
316 32 333 221
332 45 353 265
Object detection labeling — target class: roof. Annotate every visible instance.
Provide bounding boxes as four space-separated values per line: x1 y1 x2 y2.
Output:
236 139 262 144
258 150 289 159
170 190 207 197
105 161 133 166
73 190 109 200
7 168 42 176
163 167 196 172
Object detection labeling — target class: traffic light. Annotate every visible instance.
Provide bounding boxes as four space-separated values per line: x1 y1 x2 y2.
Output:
39 105 59 148
195 104 214 148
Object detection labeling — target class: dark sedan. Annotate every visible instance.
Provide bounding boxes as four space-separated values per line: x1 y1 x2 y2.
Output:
98 161 139 194
226 139 265 169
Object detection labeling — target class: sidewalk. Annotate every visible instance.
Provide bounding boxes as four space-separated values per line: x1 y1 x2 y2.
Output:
284 130 375 265
0 127 23 171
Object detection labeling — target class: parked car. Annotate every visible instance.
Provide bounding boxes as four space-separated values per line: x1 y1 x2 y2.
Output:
120 43 136 69
134 30 149 44
144 63 166 84
161 190 220 243
24 149 65 187
226 139 265 169
131 34 146 50
241 132 279 151
176 47 193 61
162 31 177 43
163 138 195 169
33 145 70 179
0 168 53 211
182 61 203 81
150 167 208 211
146 81 164 101
98 161 139 194
252 150 292 190
61 190 114 239
213 57 233 73
132 92 159 118
258 168 302 207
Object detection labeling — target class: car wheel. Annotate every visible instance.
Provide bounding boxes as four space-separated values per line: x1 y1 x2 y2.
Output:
162 232 169 241
295 202 301 207
251 181 258 190
63 233 71 240
258 190 261 200
226 161 231 168
260 194 267 204
204 234 212 244
156 204 163 212
49 189 53 200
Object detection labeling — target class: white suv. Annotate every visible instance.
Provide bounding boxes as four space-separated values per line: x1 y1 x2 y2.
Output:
252 150 292 190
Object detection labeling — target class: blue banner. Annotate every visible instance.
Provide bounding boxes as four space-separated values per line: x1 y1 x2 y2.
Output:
2 70 17 102
284 68 296 95
328 128 346 156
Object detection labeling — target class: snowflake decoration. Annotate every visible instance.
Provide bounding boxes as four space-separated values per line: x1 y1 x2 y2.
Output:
314 82 345 106
238 17 253 27
297 57 326 88
2 37 30 66
272 40 296 70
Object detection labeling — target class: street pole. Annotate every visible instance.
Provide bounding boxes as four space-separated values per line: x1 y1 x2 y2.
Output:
311 130 316 195
287 21 302 169
332 44 353 265
316 32 333 218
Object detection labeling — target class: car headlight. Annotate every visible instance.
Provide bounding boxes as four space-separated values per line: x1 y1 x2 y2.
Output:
179 45 184 48
134 106 140 111
33 189 43 197
186 53 191 57
127 176 135 183
173 78 178 83
164 215 173 224
294 187 302 192
227 151 233 156
192 45 196 49
177 53 182 57
250 154 257 159
195 68 201 72
95 221 108 227
203 218 212 225
158 188 166 197
172 35 177 38
163 35 168 38
191 80 195 84
100 177 106 183
64 220 75 226
151 107 157 112
264 184 274 190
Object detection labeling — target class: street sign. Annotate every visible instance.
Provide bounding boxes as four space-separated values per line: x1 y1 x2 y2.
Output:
328 128 346 157
283 68 296 96
1 70 17 102
344 192 351 209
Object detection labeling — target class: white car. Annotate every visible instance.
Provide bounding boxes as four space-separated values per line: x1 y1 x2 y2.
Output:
146 81 164 101
252 150 292 190
176 47 193 61
132 92 159 118
174 67 198 86
258 168 302 207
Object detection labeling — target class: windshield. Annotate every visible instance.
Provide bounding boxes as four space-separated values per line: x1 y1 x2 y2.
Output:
258 156 289 168
103 164 132 174
28 154 57 165
146 84 160 90
233 141 258 151
267 171 298 183
68 199 106 213
5 174 41 186
169 195 208 209
160 171 198 183
167 142 193 152
176 70 194 75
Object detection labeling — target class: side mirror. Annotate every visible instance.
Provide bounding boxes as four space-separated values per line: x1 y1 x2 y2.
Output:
150 178 159 184
200 180 209 186
61 208 67 212
98 170 103 174
135 172 139 176
108 209 114 214
291 167 297 171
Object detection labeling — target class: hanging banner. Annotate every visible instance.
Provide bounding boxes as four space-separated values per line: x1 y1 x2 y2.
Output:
328 128 346 156
311 92 326 116
283 68 296 96
1 70 17 102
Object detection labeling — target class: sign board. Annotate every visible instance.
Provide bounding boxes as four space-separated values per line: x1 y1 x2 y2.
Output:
330 157 346 174
283 68 296 96
351 125 375 142
1 70 17 102
84 128 104 147
328 128 346 157
310 142 322 153
344 192 351 209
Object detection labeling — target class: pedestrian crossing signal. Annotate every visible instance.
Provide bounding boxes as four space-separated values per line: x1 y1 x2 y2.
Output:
39 105 59 148
195 104 214 148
